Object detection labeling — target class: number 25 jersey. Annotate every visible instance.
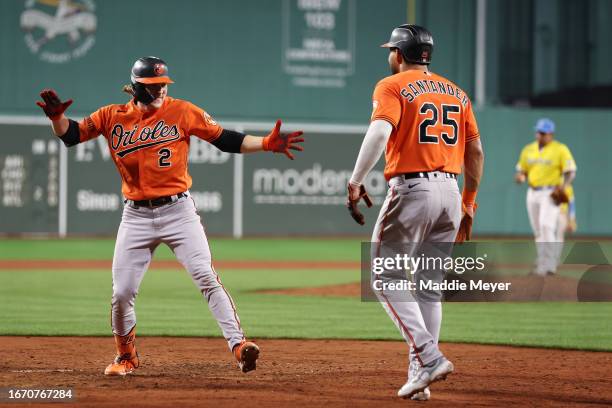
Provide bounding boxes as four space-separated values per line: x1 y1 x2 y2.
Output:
371 70 480 180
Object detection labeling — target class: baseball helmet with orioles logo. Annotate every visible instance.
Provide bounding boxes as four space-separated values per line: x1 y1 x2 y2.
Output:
129 56 174 104
381 24 434 65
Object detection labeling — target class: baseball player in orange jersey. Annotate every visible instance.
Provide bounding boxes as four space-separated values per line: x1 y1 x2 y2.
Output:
347 25 484 400
36 56 304 376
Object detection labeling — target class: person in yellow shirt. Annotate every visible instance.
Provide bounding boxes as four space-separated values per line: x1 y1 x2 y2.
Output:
515 118 576 275
556 186 577 264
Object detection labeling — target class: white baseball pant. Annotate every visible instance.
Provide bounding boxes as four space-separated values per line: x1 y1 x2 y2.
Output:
526 187 561 274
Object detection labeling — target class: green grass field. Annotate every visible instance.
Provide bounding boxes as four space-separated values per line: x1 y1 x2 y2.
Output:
0 238 361 261
1 238 611 351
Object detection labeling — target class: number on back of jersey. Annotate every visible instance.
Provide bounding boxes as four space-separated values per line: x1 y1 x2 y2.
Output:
418 103 460 146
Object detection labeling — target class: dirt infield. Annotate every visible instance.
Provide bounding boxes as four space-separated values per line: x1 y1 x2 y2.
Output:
1 337 611 407
3 260 611 406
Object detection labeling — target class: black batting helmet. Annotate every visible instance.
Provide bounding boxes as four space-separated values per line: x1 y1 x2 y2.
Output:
381 24 434 65
129 56 173 104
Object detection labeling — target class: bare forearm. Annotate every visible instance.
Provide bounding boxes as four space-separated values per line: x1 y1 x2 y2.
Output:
464 139 484 191
51 115 69 136
240 135 264 153
562 171 575 188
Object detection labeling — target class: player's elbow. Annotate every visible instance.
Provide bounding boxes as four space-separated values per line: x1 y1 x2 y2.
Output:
212 129 246 153
58 119 81 147
465 139 484 163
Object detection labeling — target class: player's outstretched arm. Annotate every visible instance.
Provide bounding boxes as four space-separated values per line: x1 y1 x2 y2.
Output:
240 120 304 160
36 89 72 136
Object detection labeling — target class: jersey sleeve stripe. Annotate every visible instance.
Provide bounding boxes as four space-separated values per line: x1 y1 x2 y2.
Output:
207 126 223 142
371 115 398 128
466 132 480 142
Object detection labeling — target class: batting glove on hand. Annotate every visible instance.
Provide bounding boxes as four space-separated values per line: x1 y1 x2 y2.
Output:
347 183 373 225
36 89 73 121
455 202 477 243
262 120 304 160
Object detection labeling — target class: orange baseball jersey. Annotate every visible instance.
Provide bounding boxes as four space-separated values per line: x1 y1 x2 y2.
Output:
77 97 222 200
371 70 480 180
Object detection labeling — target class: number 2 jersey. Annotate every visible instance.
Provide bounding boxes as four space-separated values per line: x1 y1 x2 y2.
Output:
371 69 480 180
75 97 223 200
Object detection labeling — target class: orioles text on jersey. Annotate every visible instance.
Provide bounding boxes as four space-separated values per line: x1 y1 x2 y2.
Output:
76 96 222 200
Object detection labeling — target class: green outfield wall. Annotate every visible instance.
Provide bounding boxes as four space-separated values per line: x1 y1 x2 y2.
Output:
1 1 610 236
3 0 612 116
1 107 610 236
1 0 405 122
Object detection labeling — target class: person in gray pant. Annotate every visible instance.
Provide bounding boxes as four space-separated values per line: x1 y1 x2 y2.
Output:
347 25 484 400
36 56 304 376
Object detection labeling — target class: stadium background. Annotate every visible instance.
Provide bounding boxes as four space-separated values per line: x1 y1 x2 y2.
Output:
1 1 612 406
2 0 611 237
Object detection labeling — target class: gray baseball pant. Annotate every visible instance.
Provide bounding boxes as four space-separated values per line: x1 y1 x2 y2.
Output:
371 172 461 367
111 194 245 350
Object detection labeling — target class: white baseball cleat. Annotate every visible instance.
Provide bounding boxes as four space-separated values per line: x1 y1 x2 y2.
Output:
408 357 430 401
398 356 454 399
411 387 430 401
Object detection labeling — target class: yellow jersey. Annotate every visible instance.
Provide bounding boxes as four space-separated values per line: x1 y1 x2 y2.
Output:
516 140 576 188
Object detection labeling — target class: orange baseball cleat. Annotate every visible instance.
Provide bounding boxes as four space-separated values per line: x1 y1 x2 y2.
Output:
104 327 140 376
233 340 260 373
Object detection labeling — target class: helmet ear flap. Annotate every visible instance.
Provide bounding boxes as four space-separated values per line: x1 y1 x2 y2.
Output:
402 44 433 65
132 82 155 105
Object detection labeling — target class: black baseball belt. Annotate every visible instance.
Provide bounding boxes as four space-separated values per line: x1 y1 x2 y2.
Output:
127 192 187 208
402 171 457 180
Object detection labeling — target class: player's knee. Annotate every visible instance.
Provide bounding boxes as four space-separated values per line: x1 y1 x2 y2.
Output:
189 266 221 289
541 224 556 240
111 286 137 308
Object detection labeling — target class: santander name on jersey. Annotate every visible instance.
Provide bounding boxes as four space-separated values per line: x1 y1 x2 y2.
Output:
399 79 469 107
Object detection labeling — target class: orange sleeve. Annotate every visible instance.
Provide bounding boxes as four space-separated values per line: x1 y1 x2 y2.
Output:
464 100 480 142
371 80 401 128
186 102 223 142
78 106 108 142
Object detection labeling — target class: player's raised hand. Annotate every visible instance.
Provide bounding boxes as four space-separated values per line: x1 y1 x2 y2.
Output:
36 89 73 120
262 120 304 160
346 183 373 225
